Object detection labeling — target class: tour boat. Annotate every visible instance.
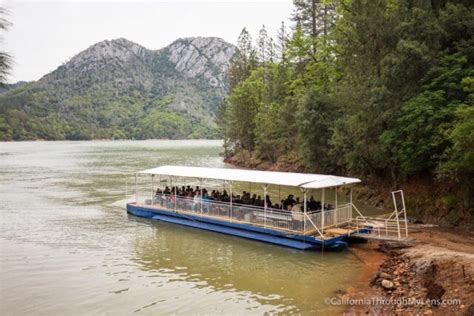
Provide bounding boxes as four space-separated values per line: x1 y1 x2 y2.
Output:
126 165 375 250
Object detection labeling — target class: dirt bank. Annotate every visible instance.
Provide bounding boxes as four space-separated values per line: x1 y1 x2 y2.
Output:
342 227 474 315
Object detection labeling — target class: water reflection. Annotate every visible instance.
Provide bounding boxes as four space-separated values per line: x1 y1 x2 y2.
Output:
130 215 358 313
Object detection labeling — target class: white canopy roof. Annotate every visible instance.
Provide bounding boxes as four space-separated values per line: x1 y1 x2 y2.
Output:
138 165 360 189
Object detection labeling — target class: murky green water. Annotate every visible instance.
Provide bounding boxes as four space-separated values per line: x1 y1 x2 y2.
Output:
1 140 364 314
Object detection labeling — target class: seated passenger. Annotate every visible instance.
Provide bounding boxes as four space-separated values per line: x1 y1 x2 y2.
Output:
234 195 242 204
308 196 317 210
291 198 302 212
251 194 257 205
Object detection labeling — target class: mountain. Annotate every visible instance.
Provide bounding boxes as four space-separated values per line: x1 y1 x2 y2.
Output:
0 37 235 140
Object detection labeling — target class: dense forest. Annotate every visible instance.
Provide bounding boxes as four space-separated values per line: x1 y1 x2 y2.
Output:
219 0 473 225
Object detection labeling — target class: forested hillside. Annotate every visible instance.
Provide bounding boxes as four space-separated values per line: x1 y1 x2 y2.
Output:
220 0 473 225
0 37 235 140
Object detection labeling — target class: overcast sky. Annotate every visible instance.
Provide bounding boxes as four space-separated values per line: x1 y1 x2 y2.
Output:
1 0 294 83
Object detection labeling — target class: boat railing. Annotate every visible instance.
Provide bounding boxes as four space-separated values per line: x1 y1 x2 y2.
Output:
303 203 353 232
133 193 354 236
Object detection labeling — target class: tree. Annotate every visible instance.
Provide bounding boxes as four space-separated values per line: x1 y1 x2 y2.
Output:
291 0 336 52
257 25 269 63
227 28 257 88
0 7 12 86
276 21 289 61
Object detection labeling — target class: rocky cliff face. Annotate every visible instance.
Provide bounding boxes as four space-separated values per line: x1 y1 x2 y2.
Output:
0 37 236 140
167 37 235 88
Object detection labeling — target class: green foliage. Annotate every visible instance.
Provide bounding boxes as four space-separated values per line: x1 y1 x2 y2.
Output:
382 51 473 176
439 105 474 178
220 0 473 224
0 88 219 140
0 7 12 86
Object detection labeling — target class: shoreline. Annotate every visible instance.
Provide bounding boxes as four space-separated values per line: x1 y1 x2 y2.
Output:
340 227 474 315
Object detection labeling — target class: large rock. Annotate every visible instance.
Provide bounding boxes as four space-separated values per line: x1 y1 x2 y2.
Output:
381 279 395 290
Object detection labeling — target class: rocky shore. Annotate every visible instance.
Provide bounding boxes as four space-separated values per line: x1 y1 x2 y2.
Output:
344 227 474 315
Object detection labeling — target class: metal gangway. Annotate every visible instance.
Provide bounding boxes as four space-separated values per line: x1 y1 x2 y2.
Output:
350 190 411 241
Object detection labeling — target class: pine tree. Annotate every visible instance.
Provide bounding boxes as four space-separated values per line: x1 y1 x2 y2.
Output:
276 21 288 61
257 25 269 63
0 7 12 86
227 28 257 89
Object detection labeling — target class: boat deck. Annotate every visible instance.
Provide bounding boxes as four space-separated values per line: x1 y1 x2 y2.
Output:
129 197 362 242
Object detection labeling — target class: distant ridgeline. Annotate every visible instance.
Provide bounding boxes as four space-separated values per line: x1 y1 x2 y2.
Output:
0 37 235 140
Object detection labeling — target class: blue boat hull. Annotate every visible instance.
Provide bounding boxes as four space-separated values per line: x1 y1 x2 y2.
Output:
126 204 352 250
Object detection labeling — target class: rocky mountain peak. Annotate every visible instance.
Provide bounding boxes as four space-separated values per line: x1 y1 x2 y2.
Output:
167 37 235 87
68 38 149 67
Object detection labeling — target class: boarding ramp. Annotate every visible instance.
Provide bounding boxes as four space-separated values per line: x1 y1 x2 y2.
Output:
349 190 411 241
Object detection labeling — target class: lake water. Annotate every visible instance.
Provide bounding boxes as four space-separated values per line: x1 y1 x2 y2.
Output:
0 140 364 314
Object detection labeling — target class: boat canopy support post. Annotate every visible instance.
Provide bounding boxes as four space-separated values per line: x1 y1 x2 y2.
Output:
200 178 203 216
303 188 307 235
334 186 338 224
229 181 233 222
263 184 268 228
173 177 177 211
135 173 137 203
321 188 325 233
350 187 353 220
151 175 154 204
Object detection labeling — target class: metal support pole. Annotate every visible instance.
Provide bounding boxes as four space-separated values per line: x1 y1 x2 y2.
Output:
350 188 353 220
394 203 401 240
392 191 402 240
200 179 203 216
303 189 307 235
321 188 325 234
230 181 233 222
402 191 408 237
151 175 154 205
135 173 137 204
334 186 338 225
173 177 177 211
263 184 268 228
